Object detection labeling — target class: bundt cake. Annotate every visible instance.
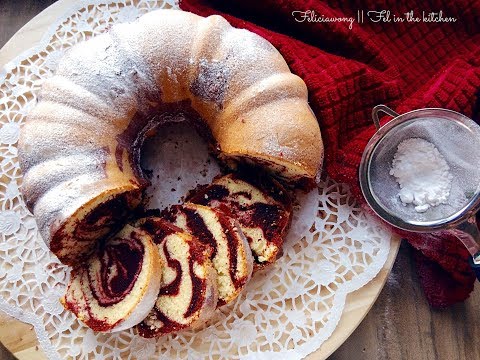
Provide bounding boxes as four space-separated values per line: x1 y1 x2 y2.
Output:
187 173 292 269
18 9 323 266
163 203 253 306
135 217 218 337
60 225 162 332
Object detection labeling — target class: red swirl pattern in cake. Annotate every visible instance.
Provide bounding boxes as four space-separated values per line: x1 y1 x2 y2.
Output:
136 218 218 337
163 203 253 306
156 239 205 320
61 225 162 332
89 236 144 307
51 190 141 266
187 173 292 269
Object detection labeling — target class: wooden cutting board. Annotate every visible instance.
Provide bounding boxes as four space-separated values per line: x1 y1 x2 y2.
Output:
0 1 401 359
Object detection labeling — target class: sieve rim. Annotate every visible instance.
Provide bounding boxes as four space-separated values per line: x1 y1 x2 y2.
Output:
359 107 480 232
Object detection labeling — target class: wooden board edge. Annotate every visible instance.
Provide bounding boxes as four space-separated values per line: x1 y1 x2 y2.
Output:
307 235 401 359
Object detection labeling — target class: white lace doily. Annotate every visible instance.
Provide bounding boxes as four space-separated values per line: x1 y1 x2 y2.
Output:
0 1 392 359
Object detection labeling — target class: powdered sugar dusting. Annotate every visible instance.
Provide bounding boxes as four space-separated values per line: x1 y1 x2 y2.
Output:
190 59 230 108
390 138 453 213
19 8 321 252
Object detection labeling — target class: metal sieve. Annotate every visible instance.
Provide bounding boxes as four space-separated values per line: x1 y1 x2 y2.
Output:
359 105 480 279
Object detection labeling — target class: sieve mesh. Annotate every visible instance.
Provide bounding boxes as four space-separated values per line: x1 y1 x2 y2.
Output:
367 112 480 226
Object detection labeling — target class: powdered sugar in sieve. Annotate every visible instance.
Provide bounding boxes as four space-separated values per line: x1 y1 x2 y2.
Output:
360 107 480 231
389 138 453 213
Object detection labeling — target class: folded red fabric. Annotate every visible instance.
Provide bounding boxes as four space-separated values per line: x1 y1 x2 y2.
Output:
180 0 480 306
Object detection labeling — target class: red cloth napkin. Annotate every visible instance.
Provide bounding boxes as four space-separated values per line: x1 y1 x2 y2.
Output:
180 0 480 307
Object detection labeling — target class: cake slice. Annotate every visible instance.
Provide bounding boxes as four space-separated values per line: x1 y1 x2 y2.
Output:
187 173 292 270
163 203 253 306
135 218 218 337
61 225 162 332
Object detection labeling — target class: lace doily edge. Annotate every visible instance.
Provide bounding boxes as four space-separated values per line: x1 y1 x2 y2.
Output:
0 0 179 80
295 235 393 359
0 297 59 360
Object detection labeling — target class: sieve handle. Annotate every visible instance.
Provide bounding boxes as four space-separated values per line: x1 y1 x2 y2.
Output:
371 105 400 130
451 217 480 281
468 253 480 282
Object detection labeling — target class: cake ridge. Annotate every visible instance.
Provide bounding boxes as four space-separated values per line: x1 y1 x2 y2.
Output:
19 8 322 267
